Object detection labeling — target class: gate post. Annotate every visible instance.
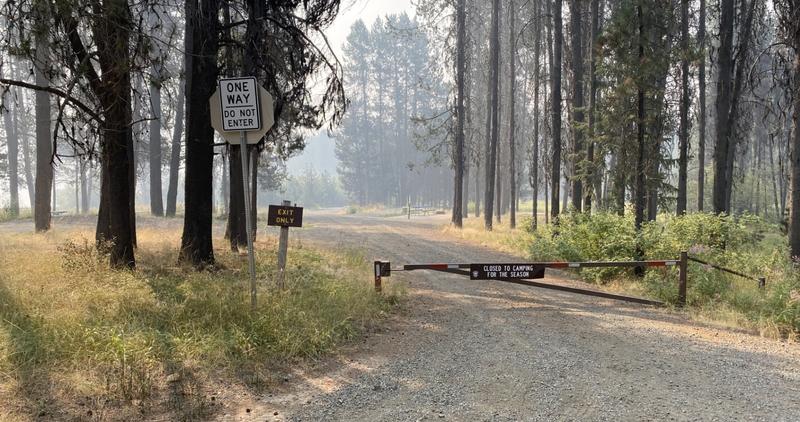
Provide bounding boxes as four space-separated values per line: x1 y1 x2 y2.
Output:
678 251 688 307
374 261 383 293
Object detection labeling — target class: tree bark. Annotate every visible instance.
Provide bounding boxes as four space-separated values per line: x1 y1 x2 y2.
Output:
569 0 584 213
484 0 501 230
585 0 599 212
180 0 220 267
2 68 19 216
165 76 185 217
787 4 800 258
634 2 646 259
508 0 517 229
697 0 706 211
531 0 542 230
452 0 466 228
551 0 563 222
676 0 690 215
33 30 52 232
149 72 164 216
95 0 136 268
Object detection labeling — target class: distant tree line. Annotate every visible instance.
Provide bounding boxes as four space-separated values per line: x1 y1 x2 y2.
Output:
335 14 453 208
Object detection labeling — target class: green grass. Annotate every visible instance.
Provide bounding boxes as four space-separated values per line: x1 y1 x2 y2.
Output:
0 227 401 420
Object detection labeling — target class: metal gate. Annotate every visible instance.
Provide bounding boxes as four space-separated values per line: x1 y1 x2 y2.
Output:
373 255 691 307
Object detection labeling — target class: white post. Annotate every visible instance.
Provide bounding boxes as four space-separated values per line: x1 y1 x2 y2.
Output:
240 131 257 310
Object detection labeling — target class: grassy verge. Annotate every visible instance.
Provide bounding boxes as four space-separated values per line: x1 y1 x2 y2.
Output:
0 227 400 420
0 208 33 223
441 211 800 340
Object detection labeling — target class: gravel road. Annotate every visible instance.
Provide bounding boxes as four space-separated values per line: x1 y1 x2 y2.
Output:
237 211 800 422
5 212 797 421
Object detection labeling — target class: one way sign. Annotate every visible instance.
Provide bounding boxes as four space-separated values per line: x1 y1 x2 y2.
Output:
218 77 261 131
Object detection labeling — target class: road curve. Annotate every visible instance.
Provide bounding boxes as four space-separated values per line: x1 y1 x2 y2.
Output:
249 212 800 421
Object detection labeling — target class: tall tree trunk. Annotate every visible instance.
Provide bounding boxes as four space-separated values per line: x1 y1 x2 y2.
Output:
569 0 584 213
585 0 599 212
791 56 800 257
634 1 646 263
96 0 136 268
180 0 220 267
33 30 52 232
712 0 734 214
484 0 501 230
226 145 247 250
551 0 563 222
80 158 88 213
508 0 517 229
2 68 19 216
149 71 164 216
713 0 756 214
697 0 707 211
531 0 542 230
452 0 466 228
677 0 690 215
475 160 481 217
165 76 185 217
787 12 800 258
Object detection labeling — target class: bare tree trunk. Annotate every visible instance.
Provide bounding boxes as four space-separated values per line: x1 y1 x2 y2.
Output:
165 76 185 217
180 0 220 267
585 0 599 212
80 158 88 213
697 0 706 211
33 30 52 232
2 66 19 216
551 0 563 222
634 2 646 268
676 0 690 215
569 0 584 212
475 160 481 217
531 0 542 230
149 71 164 216
508 0 517 229
452 0 466 228
484 0 501 230
95 0 136 268
788 12 800 258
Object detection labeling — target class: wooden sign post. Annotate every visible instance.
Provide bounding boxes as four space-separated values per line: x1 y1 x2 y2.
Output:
267 201 304 288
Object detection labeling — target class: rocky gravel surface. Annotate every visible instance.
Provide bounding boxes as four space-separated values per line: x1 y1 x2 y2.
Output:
239 212 800 422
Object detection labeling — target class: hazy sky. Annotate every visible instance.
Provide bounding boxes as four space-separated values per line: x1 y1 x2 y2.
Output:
287 0 416 176
327 0 416 58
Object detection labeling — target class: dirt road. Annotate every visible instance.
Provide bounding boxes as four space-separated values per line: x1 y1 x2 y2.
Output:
239 211 800 422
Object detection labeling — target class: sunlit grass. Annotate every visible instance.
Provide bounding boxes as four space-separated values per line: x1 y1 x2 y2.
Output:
0 226 401 419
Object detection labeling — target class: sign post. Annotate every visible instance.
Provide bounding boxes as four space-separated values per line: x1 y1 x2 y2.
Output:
267 202 304 289
210 76 274 310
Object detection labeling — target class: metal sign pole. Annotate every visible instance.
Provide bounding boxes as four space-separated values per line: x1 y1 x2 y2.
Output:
240 130 258 310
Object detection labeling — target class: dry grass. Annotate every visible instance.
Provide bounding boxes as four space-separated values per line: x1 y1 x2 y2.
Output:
0 226 400 420
441 214 541 257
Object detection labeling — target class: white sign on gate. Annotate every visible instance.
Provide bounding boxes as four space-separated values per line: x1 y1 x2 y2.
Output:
218 77 261 131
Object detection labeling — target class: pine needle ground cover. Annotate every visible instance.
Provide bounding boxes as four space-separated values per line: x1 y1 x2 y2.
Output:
0 227 400 420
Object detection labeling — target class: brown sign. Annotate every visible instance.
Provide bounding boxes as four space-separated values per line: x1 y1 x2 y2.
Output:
267 205 303 227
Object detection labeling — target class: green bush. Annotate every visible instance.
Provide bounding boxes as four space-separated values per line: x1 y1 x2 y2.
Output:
523 211 800 337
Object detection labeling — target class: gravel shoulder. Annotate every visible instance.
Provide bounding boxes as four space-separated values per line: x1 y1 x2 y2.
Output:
238 211 800 422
